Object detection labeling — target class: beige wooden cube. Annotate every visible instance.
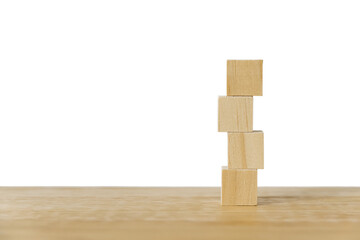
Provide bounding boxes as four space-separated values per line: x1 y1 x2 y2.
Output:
218 96 253 132
228 131 264 169
227 60 263 96
221 167 257 205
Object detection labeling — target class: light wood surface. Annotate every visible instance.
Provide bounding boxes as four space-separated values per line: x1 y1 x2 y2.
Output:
1 187 360 240
227 60 263 96
221 167 257 205
228 131 264 169
218 96 253 132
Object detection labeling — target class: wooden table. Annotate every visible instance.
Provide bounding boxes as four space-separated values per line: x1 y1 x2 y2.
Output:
1 187 360 240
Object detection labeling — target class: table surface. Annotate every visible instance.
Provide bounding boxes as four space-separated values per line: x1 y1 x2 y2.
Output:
1 187 360 240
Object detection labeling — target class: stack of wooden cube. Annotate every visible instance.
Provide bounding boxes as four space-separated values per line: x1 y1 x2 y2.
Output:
218 60 264 206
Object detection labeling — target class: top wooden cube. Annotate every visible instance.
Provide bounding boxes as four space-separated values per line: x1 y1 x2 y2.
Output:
227 60 263 96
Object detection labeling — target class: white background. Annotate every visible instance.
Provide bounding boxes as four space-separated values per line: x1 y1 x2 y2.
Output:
1 1 360 186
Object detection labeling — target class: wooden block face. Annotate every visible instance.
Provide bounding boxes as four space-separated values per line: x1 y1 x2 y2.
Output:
228 131 264 169
221 167 257 205
227 60 263 96
218 96 253 132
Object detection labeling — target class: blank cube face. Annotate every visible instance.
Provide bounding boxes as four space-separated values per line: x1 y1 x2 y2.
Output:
218 96 253 132
228 131 264 169
227 60 263 96
221 167 257 205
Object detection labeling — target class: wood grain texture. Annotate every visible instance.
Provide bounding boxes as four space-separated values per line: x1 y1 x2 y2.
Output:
218 96 253 132
221 167 257 205
227 60 263 96
228 131 264 169
1 187 360 240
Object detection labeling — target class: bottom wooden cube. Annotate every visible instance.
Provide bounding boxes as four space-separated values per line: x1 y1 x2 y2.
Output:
221 167 257 205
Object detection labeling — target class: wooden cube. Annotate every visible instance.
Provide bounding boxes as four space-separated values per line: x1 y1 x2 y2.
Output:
218 96 253 132
228 131 264 169
221 167 257 205
227 60 263 96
